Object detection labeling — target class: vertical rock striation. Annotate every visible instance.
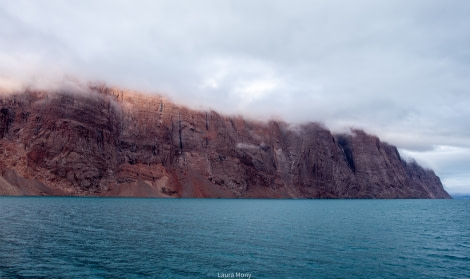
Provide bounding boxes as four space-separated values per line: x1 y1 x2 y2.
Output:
0 87 451 198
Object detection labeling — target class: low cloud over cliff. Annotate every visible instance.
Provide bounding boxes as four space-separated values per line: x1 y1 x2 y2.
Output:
1 1 469 194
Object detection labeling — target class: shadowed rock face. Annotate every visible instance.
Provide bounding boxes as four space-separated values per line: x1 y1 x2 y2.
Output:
0 87 451 198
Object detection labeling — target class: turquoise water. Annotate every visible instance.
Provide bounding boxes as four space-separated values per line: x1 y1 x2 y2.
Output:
0 198 469 278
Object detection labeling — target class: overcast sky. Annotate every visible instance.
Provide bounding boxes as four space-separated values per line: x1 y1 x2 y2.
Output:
1 0 469 194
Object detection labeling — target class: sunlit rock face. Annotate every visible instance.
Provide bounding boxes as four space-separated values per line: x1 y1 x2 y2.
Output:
0 86 451 198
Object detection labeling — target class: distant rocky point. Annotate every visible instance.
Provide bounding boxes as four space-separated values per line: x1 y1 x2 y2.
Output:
451 194 470 200
0 85 451 198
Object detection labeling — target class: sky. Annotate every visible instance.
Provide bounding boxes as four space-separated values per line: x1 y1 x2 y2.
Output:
1 0 469 194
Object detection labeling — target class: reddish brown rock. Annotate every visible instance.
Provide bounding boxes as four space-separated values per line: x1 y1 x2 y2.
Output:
0 87 451 198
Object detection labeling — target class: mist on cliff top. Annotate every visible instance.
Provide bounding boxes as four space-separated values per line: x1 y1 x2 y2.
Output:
1 0 470 194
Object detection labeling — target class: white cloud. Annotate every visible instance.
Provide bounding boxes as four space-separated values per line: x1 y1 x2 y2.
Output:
400 146 470 194
234 79 278 105
236 143 259 150
1 0 470 193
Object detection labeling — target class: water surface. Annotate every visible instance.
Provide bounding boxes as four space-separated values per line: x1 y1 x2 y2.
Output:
0 198 469 278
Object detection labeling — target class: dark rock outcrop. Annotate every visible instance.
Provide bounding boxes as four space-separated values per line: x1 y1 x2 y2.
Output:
0 87 451 198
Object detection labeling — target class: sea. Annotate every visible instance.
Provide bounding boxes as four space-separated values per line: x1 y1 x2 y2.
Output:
0 197 469 279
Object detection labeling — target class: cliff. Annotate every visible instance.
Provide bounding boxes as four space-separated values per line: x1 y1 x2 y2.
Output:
0 86 451 198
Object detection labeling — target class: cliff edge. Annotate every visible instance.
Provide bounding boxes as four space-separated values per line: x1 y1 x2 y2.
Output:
0 87 451 198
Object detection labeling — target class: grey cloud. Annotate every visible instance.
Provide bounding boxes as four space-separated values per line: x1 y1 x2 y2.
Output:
1 0 470 193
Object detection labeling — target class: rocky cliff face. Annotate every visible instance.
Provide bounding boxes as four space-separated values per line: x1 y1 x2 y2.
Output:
0 87 451 198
